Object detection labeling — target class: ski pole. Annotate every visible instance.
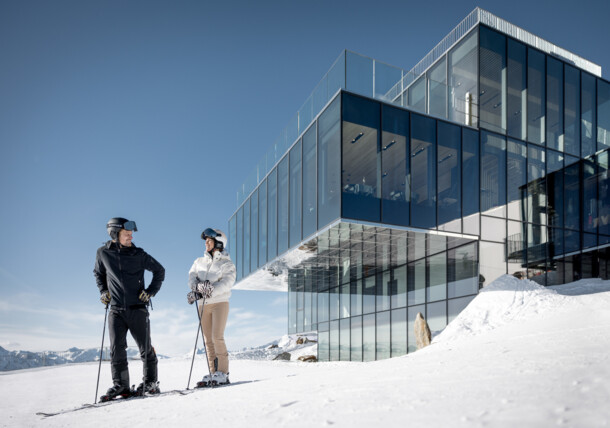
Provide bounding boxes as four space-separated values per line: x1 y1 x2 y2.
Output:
186 300 202 390
94 304 109 404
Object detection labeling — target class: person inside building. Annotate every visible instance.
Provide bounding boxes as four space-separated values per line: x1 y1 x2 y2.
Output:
187 228 236 386
94 217 165 400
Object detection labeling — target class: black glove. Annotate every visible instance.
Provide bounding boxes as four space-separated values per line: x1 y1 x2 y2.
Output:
187 291 203 305
196 280 214 299
100 291 111 306
139 290 151 303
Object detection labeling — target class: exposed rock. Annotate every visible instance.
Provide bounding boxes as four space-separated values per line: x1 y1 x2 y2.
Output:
414 312 431 350
267 344 279 349
297 355 317 363
273 352 291 361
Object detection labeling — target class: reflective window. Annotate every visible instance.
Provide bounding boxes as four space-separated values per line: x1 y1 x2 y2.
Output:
599 152 610 237
527 224 547 282
427 253 447 302
381 105 410 226
437 121 461 227
339 318 350 361
507 139 527 221
277 157 289 255
426 301 447 335
481 131 506 217
346 51 373 97
317 289 329 323
318 322 329 362
480 241 506 286
479 27 506 134
250 190 258 272
428 57 447 119
408 259 426 305
449 28 478 127
582 73 597 157
350 279 363 317
448 296 475 323
408 75 426 113
377 271 391 312
376 311 391 360
342 93 381 222
289 140 302 247
302 125 317 239
340 283 350 318
236 206 243 280
318 97 341 228
229 214 236 264
391 308 407 357
391 265 407 308
330 320 339 361
564 163 580 230
564 66 580 156
546 57 564 151
267 169 278 259
243 199 251 276
527 48 545 145
329 286 340 321
258 179 267 266
598 80 610 151
362 314 376 361
507 39 526 140
462 128 480 217
583 159 597 235
448 243 478 298
527 145 546 225
350 315 363 362
411 114 437 228
363 275 376 314
482 215 506 242
547 150 564 229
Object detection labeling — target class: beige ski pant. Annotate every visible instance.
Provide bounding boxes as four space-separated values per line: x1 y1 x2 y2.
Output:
198 301 229 374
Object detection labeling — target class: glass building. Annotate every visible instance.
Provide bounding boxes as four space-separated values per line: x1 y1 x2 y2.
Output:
229 8 610 361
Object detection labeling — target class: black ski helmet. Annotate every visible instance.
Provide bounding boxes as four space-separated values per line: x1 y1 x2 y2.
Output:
106 217 138 240
201 228 227 251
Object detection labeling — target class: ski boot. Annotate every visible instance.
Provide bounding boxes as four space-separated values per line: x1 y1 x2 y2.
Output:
134 381 160 396
210 371 230 386
196 373 213 388
100 384 132 402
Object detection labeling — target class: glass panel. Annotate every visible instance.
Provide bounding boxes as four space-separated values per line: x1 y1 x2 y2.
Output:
481 215 506 242
288 285 297 334
318 97 341 228
427 253 447 302
302 126 317 239
236 206 243 281
339 318 350 361
346 51 373 97
350 315 362 362
527 48 546 146
507 139 527 221
547 150 564 229
363 275 376 314
527 224 547 284
329 286 340 321
564 65 580 156
527 145 546 225
546 57 564 151
342 93 381 222
376 311 391 360
267 169 277 259
581 73 596 157
381 105 410 226
583 159 597 235
411 114 437 228
377 271 391 312
289 140 302 247
448 242 478 298
317 290 329 323
229 214 236 265
330 320 339 361
437 121 461 226
340 283 351 318
599 152 610 237
391 265 407 308
350 279 363 317
481 131 506 217
408 259 426 305
327 51 346 99
479 27 506 134
277 157 289 255
407 305 425 353
374 60 403 101
391 308 407 357
362 314 376 362
250 190 258 272
598 80 610 151
479 241 505 287
462 128 480 217
564 162 580 231
507 39 526 140
258 179 267 266
408 75 426 113
318 322 329 362
428 57 447 119
449 28 478 127
426 301 447 335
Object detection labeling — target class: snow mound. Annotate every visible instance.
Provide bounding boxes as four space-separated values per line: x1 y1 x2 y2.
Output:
435 275 566 343
229 334 317 361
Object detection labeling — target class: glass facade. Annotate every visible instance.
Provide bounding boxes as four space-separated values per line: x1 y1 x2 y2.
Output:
228 19 610 362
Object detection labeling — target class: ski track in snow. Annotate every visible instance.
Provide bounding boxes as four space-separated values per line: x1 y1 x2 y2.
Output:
2 275 610 427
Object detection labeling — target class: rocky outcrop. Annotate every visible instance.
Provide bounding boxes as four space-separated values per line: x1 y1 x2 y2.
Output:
297 355 317 362
296 337 317 345
273 352 291 361
414 312 431 350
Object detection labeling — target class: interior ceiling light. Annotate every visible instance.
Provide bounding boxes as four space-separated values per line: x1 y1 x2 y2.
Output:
351 132 364 144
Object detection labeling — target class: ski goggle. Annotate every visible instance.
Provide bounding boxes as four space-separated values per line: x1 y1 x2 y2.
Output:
201 228 218 240
108 220 138 231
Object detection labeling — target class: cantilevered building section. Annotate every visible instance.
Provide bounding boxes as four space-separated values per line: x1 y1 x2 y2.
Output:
229 8 610 361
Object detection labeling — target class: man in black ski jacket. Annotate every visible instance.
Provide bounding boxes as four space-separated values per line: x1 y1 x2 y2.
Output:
94 217 165 399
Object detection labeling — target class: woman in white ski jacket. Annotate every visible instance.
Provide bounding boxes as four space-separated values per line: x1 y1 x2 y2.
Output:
188 228 236 386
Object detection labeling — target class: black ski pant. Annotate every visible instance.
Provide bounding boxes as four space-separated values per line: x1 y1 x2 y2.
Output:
108 306 157 387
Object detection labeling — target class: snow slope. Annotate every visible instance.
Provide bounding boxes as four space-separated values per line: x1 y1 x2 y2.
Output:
2 276 609 427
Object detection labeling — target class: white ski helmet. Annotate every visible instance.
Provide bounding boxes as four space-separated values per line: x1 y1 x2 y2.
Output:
201 228 227 251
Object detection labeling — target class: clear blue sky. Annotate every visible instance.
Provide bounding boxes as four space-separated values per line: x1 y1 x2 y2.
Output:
1 0 609 356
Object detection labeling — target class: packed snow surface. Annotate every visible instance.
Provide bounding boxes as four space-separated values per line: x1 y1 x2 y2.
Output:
2 276 610 427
